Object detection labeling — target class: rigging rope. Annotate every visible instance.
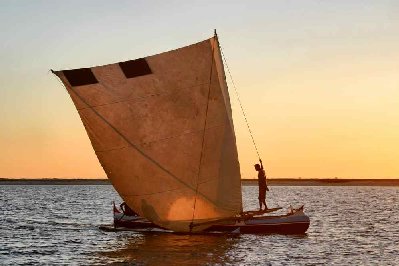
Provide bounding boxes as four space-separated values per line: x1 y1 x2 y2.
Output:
218 36 279 203
219 46 261 161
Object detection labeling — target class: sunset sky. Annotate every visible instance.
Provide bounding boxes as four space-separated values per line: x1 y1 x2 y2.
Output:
1 0 398 179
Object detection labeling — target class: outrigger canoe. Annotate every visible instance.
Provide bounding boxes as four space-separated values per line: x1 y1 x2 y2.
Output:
53 31 312 233
100 204 310 234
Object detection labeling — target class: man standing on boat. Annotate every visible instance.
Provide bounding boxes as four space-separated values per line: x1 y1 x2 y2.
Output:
255 159 269 211
120 202 138 216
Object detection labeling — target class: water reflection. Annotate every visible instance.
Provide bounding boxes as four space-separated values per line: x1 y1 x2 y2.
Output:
99 232 240 265
1 185 398 265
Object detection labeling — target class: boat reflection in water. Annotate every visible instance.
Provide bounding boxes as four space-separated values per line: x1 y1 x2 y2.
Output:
98 233 241 265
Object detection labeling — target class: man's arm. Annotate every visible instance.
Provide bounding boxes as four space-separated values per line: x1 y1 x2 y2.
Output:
260 159 269 190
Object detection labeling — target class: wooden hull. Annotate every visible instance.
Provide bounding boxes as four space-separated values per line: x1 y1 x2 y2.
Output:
112 208 310 234
205 212 310 234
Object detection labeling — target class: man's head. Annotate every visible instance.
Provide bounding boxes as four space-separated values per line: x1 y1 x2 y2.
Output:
254 163 261 171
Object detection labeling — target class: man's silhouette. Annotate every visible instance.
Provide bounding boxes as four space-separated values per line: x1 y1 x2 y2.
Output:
120 202 138 216
254 159 269 211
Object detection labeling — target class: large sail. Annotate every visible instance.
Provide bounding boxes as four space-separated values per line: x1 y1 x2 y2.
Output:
53 35 242 232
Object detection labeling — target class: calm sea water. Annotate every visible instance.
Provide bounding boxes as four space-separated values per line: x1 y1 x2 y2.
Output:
0 185 398 265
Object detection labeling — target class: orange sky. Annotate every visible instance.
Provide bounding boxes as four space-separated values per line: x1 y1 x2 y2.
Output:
1 1 398 179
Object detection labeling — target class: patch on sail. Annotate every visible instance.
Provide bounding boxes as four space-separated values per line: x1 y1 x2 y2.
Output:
119 58 152 78
63 68 98 86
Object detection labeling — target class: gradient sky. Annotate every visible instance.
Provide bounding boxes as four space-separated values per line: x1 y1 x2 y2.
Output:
1 0 398 179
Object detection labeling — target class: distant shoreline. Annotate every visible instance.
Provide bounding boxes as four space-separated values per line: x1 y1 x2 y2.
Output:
0 178 398 186
243 178 399 186
0 178 110 185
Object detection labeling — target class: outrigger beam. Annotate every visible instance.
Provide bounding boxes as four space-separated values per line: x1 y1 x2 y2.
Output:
190 207 282 228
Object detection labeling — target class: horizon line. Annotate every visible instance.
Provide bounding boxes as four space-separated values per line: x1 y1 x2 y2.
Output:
1 177 398 180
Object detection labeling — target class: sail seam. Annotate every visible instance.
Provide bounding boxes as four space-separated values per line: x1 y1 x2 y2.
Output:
93 124 226 153
53 74 222 209
190 38 216 230
76 81 211 111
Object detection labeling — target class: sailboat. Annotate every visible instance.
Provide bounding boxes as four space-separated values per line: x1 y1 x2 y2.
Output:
52 31 310 234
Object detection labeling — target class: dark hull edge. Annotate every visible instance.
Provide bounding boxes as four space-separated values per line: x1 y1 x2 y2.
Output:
112 220 310 234
206 221 309 234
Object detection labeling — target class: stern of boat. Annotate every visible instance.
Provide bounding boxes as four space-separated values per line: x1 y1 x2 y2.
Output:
240 205 310 234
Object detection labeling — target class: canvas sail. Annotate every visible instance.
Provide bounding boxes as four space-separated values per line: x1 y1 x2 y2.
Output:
53 35 242 232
